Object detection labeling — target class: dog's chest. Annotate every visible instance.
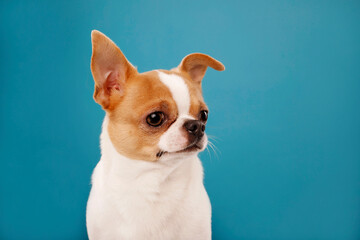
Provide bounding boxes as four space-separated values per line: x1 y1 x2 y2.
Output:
86 157 211 240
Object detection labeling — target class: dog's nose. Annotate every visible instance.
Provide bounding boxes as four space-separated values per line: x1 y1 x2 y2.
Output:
184 120 205 138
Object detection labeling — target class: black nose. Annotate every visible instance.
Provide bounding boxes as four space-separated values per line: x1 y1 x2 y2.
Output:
184 120 205 138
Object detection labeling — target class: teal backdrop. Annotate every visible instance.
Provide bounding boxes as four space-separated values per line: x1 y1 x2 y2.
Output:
0 1 359 239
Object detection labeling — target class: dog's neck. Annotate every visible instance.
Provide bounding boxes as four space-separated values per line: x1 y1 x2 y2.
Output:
97 115 198 187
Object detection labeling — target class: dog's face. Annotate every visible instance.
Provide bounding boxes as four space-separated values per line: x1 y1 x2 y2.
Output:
91 30 224 161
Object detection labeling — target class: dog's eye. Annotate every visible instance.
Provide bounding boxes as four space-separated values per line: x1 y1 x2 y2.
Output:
146 112 165 127
199 110 208 122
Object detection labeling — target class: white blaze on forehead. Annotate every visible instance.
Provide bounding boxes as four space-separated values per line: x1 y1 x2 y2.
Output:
157 71 190 115
157 71 193 153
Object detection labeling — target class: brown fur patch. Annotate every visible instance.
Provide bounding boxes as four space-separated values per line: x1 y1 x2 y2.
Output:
107 71 178 161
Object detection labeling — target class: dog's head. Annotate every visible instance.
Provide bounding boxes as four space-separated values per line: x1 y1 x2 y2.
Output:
90 30 225 161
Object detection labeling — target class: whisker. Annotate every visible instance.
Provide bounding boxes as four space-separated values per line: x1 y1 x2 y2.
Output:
206 140 220 160
205 144 212 162
209 141 221 155
207 135 220 143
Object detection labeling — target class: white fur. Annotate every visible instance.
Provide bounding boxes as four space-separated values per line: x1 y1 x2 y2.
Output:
86 117 211 240
86 73 211 239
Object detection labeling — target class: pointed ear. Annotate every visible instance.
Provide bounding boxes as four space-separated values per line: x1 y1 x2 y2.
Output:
176 53 225 83
90 30 137 109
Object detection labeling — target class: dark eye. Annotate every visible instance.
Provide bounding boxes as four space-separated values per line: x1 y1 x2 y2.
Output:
146 112 165 127
199 110 208 122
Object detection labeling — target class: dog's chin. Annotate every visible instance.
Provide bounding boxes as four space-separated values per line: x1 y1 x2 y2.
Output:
157 137 207 159
176 143 203 153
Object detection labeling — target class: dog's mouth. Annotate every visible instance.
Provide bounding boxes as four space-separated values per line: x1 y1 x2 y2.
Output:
156 142 203 158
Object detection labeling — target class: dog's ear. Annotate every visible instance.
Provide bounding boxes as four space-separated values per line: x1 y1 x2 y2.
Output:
175 53 225 83
90 30 137 109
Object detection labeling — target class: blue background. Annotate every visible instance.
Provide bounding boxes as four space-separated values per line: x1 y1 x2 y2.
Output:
0 0 359 239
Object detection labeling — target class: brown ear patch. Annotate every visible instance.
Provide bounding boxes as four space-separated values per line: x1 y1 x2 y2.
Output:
177 53 225 83
90 30 137 109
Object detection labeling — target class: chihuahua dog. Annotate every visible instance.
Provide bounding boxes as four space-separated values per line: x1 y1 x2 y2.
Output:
86 30 224 240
